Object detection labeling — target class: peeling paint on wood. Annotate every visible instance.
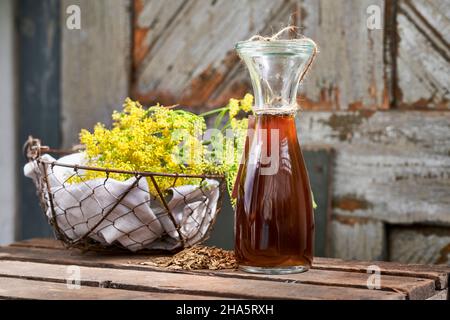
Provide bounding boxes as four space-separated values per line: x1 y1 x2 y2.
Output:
132 0 390 111
132 0 291 110
132 0 152 70
298 111 450 225
331 219 386 260
396 0 450 109
298 111 450 263
318 111 374 141
333 195 373 212
333 215 375 226
296 0 388 110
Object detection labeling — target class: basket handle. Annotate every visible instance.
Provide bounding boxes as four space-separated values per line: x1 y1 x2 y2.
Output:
23 136 49 162
23 136 85 162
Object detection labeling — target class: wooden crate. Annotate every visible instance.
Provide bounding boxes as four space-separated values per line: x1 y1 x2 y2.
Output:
0 238 448 300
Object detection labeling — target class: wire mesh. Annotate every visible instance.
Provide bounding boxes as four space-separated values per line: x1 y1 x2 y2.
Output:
24 136 226 252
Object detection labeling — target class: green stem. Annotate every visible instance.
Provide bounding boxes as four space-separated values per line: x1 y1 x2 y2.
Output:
221 121 232 133
199 106 228 117
214 108 228 129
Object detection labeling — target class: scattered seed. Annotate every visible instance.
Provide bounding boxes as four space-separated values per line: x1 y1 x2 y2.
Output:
144 245 238 270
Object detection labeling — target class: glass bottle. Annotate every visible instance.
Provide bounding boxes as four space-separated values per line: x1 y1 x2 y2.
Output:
234 38 317 274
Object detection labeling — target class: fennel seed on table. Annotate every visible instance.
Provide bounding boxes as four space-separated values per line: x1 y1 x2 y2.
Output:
141 245 237 270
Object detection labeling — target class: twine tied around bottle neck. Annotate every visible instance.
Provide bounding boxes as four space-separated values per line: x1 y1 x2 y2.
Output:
247 26 302 42
245 26 319 104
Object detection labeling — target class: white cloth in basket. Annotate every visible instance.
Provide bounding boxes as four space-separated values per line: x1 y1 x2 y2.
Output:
24 153 220 251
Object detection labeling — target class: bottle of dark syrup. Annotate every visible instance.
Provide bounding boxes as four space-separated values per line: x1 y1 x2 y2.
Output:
234 37 318 274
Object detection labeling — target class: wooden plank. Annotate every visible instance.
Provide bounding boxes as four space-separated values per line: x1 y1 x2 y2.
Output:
0 277 217 300
132 0 298 110
297 0 388 110
298 111 450 225
17 0 61 239
313 257 449 290
330 218 386 261
61 0 132 147
396 0 449 109
388 226 450 265
10 238 66 250
0 245 172 269
214 268 436 300
0 260 405 300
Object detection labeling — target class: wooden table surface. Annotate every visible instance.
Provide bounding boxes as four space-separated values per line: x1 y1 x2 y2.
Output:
0 238 448 300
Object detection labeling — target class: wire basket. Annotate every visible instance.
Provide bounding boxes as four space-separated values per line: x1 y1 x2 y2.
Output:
23 136 226 252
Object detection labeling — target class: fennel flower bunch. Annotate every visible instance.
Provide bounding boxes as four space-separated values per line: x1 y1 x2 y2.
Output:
74 98 211 192
72 96 253 197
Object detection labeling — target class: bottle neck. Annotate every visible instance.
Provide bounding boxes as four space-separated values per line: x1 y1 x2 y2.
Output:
236 40 317 115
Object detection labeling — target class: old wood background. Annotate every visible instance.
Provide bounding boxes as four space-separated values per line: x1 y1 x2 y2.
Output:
19 0 449 264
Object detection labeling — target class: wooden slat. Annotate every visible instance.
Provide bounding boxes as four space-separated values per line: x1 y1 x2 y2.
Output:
396 0 449 109
132 0 290 110
389 226 450 265
0 245 171 266
313 257 449 291
298 110 450 261
297 0 388 110
61 0 131 147
214 268 435 300
10 238 66 250
0 277 218 300
0 260 405 300
330 218 386 261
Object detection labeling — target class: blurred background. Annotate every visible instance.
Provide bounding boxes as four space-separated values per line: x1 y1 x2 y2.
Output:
0 0 449 264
